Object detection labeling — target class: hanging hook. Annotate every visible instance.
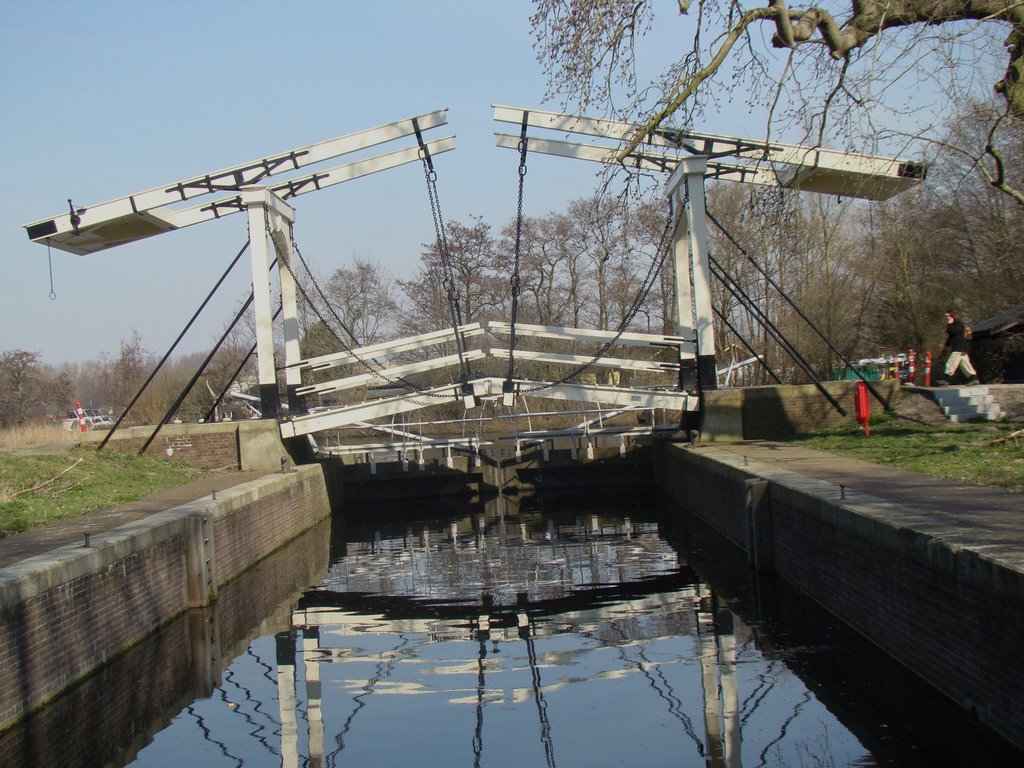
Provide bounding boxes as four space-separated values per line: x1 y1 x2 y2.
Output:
46 240 57 300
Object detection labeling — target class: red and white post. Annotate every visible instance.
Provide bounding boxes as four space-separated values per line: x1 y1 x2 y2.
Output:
76 401 87 432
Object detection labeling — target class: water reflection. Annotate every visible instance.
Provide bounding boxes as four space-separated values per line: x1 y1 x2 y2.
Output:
250 495 864 768
5 491 1021 767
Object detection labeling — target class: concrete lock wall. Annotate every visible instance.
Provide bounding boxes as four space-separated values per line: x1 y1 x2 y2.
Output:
0 464 329 732
653 441 1024 750
701 381 901 441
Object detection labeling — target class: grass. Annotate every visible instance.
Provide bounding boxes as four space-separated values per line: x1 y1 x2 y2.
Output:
0 423 80 449
0 447 206 537
782 416 1024 494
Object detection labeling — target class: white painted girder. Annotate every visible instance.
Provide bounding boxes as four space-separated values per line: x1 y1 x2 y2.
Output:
293 323 484 373
489 347 679 373
510 379 694 411
281 376 694 438
495 133 774 187
487 320 693 352
280 382 464 437
296 349 486 396
25 109 450 254
493 104 924 200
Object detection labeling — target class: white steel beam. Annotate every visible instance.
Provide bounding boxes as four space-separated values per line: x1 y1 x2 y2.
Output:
272 224 303 409
281 383 463 437
489 347 680 373
281 376 696 438
495 133 773 186
244 188 294 418
351 421 485 451
508 379 695 411
170 138 455 228
296 349 486 396
487 320 693 353
25 110 451 255
493 104 924 200
495 424 673 440
294 323 484 373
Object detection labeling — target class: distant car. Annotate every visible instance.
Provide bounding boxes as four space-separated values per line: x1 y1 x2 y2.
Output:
62 409 113 431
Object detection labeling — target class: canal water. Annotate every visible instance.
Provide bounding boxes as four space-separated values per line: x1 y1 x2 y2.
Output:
2 489 1020 767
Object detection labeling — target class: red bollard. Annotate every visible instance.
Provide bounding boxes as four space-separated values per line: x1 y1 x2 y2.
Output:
854 381 871 436
925 352 932 387
76 401 87 432
908 349 916 383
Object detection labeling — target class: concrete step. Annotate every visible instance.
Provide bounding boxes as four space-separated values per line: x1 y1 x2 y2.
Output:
944 404 1001 418
948 409 1003 423
930 385 1004 422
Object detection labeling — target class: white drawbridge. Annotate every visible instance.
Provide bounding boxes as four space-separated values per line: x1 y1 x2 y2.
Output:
24 105 923 453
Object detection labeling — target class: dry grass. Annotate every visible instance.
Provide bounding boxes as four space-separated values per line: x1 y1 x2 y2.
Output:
0 424 81 450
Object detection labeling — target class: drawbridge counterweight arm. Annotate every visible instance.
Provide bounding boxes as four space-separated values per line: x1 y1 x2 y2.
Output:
24 109 452 255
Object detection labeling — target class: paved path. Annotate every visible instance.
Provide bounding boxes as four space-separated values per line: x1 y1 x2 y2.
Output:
709 440 1024 549
0 472 266 568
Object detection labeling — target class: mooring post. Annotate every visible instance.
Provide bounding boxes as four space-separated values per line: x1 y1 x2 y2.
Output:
185 513 217 608
745 478 773 571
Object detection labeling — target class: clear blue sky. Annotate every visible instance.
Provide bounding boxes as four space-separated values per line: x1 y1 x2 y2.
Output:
0 1 811 365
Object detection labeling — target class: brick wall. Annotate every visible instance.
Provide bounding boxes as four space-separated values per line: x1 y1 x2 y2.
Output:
92 427 241 470
654 442 1024 750
210 472 329 590
0 519 190 730
767 482 1024 746
0 465 329 733
0 611 194 768
0 516 331 768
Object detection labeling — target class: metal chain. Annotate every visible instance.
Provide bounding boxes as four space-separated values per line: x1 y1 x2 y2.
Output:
419 152 469 379
46 241 56 300
505 137 528 382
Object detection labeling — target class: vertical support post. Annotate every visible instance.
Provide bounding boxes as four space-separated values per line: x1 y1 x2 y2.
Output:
666 157 714 438
270 221 306 416
720 630 741 768
666 157 717 392
242 188 295 419
185 513 216 608
668 172 697 393
745 478 773 571
684 158 717 391
696 596 724 767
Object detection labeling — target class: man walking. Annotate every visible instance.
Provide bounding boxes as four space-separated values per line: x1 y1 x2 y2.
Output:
935 308 980 386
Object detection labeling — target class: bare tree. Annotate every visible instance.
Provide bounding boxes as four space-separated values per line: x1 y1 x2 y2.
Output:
324 257 401 346
0 351 70 426
531 0 1024 204
400 216 505 332
501 213 573 326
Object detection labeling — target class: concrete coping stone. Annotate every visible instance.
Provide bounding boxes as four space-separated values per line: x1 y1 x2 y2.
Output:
687 444 1024 593
0 465 323 610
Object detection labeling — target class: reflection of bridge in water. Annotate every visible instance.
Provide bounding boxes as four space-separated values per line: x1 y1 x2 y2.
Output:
276 503 747 768
25 106 921 455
